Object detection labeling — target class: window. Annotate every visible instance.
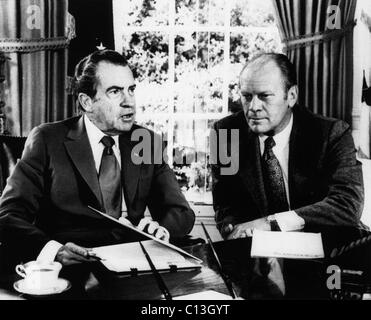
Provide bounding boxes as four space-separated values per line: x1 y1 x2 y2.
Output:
113 0 282 204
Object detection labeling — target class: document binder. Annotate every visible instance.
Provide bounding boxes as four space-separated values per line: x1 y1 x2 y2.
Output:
88 206 202 263
91 240 202 275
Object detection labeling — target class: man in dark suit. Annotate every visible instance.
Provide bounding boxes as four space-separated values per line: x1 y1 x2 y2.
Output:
0 50 195 267
211 53 364 240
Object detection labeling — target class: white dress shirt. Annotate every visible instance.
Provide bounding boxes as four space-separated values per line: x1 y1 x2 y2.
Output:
258 114 305 232
84 115 128 214
37 115 128 262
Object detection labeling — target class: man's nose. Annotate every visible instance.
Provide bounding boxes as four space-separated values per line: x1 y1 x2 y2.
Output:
249 95 262 112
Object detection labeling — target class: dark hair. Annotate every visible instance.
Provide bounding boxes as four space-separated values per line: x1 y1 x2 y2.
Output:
241 53 297 92
73 50 128 99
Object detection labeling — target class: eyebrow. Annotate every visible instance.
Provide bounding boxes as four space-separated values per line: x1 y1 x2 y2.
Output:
106 85 124 93
106 84 136 92
241 91 274 95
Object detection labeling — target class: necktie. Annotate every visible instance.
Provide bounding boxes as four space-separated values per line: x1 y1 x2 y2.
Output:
261 136 289 215
99 136 122 219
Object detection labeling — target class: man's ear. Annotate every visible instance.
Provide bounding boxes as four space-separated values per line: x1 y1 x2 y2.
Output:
287 85 298 108
78 93 92 112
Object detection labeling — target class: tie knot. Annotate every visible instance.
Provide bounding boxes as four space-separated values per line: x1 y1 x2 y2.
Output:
101 136 115 148
264 136 276 150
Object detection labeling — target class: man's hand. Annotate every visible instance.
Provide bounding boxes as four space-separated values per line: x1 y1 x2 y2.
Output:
55 242 98 266
227 217 271 240
137 217 170 242
119 216 170 242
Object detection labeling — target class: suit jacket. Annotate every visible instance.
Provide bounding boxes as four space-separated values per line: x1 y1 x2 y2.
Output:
211 105 364 234
0 116 195 265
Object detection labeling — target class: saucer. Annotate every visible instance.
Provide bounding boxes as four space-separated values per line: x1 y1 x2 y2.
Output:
13 278 71 296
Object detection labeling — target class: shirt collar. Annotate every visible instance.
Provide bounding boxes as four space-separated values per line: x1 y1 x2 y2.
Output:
259 113 293 152
84 115 119 147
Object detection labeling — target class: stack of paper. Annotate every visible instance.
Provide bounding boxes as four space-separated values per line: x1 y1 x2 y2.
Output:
250 230 324 259
92 240 202 273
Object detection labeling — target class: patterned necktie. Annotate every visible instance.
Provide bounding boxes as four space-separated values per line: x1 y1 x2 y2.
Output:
261 136 289 215
99 136 122 219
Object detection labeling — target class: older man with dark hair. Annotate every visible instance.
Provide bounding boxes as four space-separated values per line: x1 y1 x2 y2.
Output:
212 53 364 239
0 50 195 267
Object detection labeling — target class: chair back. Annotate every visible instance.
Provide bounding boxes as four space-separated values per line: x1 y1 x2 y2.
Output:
0 135 26 195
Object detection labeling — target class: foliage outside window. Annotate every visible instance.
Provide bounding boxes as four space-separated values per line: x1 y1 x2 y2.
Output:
113 0 282 205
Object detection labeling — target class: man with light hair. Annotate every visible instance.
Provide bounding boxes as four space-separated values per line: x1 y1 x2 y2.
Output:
212 53 364 239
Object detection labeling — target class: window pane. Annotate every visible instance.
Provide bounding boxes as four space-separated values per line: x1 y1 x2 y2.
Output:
199 0 226 26
173 119 212 204
175 0 197 25
121 0 170 26
176 0 225 26
122 32 169 114
175 32 197 113
175 32 224 113
231 0 276 27
197 32 224 113
136 118 169 137
230 31 282 64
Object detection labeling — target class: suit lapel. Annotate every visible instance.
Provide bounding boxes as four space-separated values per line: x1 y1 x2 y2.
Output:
237 113 268 217
119 133 141 206
64 116 103 208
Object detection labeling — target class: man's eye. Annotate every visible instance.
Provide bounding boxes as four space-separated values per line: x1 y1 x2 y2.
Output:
243 94 253 102
107 89 122 98
110 89 120 95
258 94 272 100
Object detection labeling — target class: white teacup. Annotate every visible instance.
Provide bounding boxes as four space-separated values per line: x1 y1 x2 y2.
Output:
15 261 62 290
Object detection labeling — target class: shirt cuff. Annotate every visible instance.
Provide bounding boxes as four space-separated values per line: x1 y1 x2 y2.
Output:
274 211 305 232
36 240 63 263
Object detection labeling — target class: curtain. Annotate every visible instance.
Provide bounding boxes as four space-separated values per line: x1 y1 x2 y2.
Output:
0 0 73 136
272 0 357 125
67 0 115 115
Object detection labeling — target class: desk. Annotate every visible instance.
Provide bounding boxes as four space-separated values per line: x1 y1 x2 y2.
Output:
1 227 371 300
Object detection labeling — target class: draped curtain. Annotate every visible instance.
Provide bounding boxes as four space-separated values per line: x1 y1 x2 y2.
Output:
0 0 73 136
272 0 357 125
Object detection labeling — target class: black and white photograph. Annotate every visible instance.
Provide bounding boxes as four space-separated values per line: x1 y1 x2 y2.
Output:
0 0 371 311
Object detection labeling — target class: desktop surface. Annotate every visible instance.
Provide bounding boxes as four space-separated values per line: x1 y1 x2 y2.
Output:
1 226 370 300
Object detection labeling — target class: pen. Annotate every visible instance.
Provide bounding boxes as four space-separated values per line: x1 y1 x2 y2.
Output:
87 255 103 261
139 241 172 300
86 249 105 261
201 222 237 299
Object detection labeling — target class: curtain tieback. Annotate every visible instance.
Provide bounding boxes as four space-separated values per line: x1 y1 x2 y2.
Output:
0 37 71 53
283 21 357 50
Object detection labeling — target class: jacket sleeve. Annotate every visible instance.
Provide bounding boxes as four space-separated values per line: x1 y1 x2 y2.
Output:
211 121 243 238
0 126 51 264
295 120 364 229
147 134 195 239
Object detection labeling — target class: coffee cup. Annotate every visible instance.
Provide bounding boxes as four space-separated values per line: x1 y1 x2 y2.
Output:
15 261 62 290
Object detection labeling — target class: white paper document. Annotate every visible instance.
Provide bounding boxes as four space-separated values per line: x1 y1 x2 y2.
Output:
251 230 325 259
92 240 202 273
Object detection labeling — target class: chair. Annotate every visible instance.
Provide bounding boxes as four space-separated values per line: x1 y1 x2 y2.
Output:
0 135 27 195
0 135 27 274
